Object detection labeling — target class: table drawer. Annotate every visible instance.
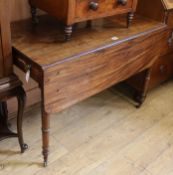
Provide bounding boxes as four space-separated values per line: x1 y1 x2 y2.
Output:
43 28 170 113
75 0 133 21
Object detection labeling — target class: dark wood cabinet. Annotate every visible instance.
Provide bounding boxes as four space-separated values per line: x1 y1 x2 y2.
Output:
126 0 173 93
29 0 138 40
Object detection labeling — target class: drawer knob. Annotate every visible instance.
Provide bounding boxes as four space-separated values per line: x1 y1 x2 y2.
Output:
89 2 99 11
117 0 127 5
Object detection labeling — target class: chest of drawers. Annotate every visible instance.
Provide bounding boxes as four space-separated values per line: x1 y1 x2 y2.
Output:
29 0 138 40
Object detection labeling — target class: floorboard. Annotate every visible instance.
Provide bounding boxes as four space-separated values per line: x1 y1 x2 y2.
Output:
1 81 173 175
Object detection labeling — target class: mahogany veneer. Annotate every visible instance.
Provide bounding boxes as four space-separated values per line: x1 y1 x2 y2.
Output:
29 0 138 40
12 15 171 166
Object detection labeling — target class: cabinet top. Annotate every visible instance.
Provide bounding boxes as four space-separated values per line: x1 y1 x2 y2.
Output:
12 15 167 69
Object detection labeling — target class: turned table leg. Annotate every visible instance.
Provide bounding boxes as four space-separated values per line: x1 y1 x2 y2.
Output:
42 110 50 167
135 69 151 108
17 86 28 153
127 12 134 28
64 25 73 41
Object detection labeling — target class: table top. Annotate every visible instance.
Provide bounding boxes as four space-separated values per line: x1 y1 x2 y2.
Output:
11 15 166 69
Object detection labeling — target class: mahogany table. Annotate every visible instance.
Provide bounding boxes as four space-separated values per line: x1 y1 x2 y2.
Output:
11 15 172 166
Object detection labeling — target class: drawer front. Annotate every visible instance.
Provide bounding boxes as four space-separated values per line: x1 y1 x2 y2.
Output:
160 29 173 56
43 28 170 113
149 52 173 89
75 0 133 22
13 48 43 86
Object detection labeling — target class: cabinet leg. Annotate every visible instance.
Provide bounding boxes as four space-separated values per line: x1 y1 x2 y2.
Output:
135 69 151 108
42 110 50 167
127 12 134 28
30 5 38 24
64 25 73 41
17 86 28 153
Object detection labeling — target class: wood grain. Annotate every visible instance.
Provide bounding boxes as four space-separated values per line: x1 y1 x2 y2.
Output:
44 29 170 113
0 0 13 77
12 15 164 67
137 0 164 22
12 15 170 113
126 0 173 92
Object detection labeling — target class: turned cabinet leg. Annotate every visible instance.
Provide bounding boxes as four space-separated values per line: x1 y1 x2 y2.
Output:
135 69 151 108
127 12 134 28
30 5 38 24
17 86 28 153
42 110 50 167
64 25 73 41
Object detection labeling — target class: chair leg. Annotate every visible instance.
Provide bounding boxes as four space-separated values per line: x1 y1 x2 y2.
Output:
16 86 28 153
0 102 9 129
0 102 17 139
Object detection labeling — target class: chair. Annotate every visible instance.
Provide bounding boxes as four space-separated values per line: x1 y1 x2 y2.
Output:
0 0 28 152
0 74 28 152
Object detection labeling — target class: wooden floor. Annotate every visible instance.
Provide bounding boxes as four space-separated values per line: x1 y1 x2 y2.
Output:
1 81 173 175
